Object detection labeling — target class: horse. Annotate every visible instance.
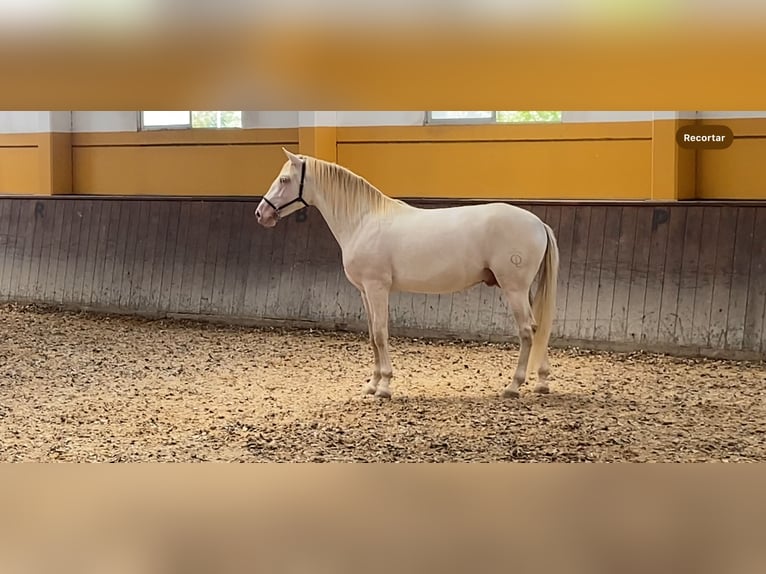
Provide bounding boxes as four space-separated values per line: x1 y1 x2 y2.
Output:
255 148 560 400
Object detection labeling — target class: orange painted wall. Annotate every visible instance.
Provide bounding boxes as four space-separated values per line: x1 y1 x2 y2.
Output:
0 134 41 194
72 129 299 196
696 119 766 200
1 120 765 200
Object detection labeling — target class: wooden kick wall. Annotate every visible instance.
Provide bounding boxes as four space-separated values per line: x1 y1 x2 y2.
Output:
0 196 763 360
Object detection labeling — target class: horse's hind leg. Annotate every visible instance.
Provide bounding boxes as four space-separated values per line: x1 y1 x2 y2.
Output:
528 284 551 394
501 288 536 399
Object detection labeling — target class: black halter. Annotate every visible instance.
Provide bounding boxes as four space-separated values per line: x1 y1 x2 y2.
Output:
262 159 308 219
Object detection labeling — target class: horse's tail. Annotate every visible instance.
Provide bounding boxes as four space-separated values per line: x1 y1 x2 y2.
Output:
528 222 559 377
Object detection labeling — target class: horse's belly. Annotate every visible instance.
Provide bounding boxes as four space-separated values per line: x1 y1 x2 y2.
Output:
389 251 487 294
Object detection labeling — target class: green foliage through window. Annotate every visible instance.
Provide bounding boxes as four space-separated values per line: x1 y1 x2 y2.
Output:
141 111 242 129
496 111 561 123
428 111 562 124
191 111 242 128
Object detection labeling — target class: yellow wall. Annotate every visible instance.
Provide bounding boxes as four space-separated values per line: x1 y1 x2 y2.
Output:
336 123 651 200
697 119 766 200
1 120 765 200
0 134 42 194
72 129 298 196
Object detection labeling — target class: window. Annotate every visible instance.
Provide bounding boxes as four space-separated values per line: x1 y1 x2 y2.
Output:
140 111 242 130
426 111 562 124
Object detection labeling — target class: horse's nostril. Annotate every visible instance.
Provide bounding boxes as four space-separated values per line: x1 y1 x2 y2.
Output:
256 210 261 219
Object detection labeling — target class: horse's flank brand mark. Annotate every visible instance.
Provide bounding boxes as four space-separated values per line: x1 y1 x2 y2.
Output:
510 252 523 267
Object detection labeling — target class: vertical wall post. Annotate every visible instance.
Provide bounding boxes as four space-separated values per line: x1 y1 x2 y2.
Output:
651 111 697 200
298 111 337 162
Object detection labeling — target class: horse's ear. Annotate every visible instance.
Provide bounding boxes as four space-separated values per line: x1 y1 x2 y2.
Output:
283 147 303 166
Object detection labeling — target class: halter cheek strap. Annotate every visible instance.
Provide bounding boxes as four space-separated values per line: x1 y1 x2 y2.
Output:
263 159 308 219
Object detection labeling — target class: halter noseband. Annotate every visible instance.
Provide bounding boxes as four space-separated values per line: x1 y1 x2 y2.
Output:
262 159 308 219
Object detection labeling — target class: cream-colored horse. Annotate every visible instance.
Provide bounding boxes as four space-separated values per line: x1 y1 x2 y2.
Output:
256 148 559 399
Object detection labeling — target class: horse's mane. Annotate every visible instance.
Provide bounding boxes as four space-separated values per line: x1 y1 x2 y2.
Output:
307 157 411 221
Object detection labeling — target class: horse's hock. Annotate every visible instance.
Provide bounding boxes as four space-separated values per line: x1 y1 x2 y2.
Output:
1 304 764 462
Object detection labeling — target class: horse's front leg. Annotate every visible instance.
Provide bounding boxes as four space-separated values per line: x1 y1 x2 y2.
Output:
364 282 393 399
359 289 381 395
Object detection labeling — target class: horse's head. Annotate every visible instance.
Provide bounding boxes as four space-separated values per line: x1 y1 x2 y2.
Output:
256 148 309 228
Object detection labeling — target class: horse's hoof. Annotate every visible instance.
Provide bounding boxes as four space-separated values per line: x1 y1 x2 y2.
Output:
502 388 520 399
533 385 550 394
374 389 392 399
362 383 377 395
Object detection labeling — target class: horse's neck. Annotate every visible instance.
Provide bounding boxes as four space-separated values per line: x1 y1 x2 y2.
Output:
311 189 372 250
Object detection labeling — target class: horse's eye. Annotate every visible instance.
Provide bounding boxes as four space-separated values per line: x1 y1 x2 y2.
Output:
279 176 289 184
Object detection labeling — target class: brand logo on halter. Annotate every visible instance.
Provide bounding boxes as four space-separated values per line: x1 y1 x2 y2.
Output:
510 252 523 267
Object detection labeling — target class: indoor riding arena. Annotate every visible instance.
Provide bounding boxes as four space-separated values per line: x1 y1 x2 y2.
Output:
0 111 764 463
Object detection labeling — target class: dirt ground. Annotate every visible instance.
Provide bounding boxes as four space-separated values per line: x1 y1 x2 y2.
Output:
0 303 764 462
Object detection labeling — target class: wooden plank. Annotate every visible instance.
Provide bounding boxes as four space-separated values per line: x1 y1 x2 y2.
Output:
462 283 482 336
675 206 704 346
167 201 190 312
725 207 756 351
434 292 454 333
43 200 66 303
578 205 605 341
294 209 317 319
657 206 688 344
242 208 272 317
0 200 14 301
492 287 512 337
474 285 494 336
543 204 562 239
743 208 766 353
608 207 637 342
640 206 672 344
89 200 111 307
117 200 140 309
278 215 304 318
60 200 84 305
190 200 213 314
228 202 253 316
624 207 654 343
215 202 249 314
690 207 721 346
11 200 37 301
155 201 179 313
127 201 151 310
448 285 471 333
2 200 23 302
180 200 208 314
552 205 576 337
102 200 127 308
314 221 338 322
563 206 592 339
144 200 165 312
78 200 102 306
311 212 336 322
322 223 345 323
285 214 308 318
70 200 94 305
33 200 57 302
200 201 226 314
593 206 621 340
264 216 289 319
213 202 237 315
708 206 738 349
53 200 76 304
